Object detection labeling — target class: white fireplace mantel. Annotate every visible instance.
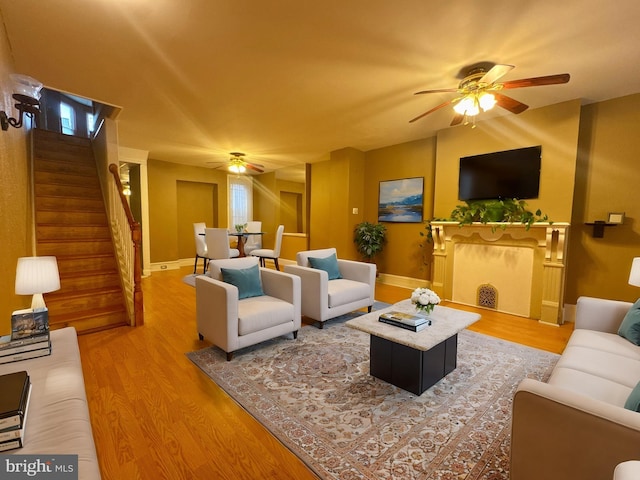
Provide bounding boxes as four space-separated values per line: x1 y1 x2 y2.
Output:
429 222 570 325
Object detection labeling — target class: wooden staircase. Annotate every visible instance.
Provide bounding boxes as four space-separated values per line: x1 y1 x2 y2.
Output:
33 128 129 333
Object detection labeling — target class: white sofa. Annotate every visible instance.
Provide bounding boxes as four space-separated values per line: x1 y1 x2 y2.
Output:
0 327 101 480
284 248 376 328
511 296 640 480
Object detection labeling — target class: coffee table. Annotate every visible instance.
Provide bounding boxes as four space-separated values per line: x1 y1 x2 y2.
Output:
346 299 480 395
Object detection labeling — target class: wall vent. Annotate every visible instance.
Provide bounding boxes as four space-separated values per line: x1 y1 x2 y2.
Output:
477 284 498 309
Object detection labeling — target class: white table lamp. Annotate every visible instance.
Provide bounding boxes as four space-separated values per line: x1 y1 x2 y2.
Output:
15 256 61 310
629 257 640 287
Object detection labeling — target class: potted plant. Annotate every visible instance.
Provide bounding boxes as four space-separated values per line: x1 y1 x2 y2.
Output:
354 221 387 262
421 198 550 242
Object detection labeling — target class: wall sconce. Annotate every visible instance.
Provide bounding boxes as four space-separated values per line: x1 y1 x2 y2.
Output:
15 256 61 310
1 74 43 131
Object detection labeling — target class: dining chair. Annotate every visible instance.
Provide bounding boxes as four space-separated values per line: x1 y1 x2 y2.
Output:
193 222 211 273
205 228 240 261
243 221 262 255
250 224 284 270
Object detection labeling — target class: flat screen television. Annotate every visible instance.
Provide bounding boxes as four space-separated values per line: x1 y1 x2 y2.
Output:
458 145 541 201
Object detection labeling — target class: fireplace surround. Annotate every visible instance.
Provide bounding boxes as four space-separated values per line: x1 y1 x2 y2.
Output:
429 221 570 325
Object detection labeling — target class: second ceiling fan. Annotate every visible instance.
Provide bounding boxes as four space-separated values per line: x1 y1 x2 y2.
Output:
409 63 570 126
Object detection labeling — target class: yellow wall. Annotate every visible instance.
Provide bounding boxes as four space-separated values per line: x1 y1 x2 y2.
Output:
0 15 33 334
566 93 640 303
364 137 437 280
434 99 582 221
309 147 365 258
148 159 228 263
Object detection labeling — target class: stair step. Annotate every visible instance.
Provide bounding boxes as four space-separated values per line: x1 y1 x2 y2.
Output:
49 306 129 333
34 129 91 146
35 183 103 199
36 225 111 241
45 287 125 316
37 239 115 256
56 254 118 274
34 157 97 177
35 195 105 213
36 210 108 225
35 170 101 188
56 271 122 294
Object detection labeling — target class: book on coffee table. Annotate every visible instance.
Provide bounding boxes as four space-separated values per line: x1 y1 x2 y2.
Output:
378 311 432 332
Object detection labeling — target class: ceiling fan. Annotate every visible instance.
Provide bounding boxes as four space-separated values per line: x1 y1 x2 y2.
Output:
207 152 264 174
409 63 570 126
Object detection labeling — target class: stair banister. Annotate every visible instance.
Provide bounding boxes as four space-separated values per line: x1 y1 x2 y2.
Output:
108 163 144 326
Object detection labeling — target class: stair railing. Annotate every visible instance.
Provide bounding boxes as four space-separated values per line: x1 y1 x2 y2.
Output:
106 163 144 326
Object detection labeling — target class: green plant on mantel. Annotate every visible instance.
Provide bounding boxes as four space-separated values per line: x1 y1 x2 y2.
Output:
421 198 551 243
354 221 387 262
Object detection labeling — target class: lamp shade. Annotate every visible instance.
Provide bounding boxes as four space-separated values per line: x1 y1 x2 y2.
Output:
15 256 60 310
629 257 640 287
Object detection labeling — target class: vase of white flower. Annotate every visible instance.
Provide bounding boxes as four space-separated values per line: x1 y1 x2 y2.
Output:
411 287 440 315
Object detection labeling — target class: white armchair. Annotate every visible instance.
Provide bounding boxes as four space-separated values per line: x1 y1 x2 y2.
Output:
284 248 376 328
196 257 301 360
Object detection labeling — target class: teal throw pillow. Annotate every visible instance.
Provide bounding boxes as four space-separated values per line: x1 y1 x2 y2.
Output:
308 254 342 280
618 298 640 346
220 264 264 299
624 380 640 412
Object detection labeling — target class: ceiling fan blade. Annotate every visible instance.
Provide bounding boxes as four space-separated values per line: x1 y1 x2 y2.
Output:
409 100 454 123
500 73 570 89
413 88 459 95
246 163 264 173
450 114 465 126
494 92 529 114
479 64 514 85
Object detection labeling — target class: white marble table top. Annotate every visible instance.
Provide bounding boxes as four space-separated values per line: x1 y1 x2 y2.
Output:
346 299 480 351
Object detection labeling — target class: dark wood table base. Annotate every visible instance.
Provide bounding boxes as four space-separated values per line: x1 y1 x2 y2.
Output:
369 333 458 395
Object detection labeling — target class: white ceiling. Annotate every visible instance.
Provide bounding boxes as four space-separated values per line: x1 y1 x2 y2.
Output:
2 0 639 173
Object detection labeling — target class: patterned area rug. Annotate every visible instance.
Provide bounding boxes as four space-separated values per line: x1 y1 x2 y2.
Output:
187 305 559 479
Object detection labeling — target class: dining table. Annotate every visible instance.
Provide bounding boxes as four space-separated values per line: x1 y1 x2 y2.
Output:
229 231 264 257
199 231 264 257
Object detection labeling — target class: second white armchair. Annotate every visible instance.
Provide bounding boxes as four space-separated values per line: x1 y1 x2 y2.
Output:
284 248 376 328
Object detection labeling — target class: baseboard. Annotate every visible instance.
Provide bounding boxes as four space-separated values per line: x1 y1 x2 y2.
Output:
376 273 430 290
150 260 185 272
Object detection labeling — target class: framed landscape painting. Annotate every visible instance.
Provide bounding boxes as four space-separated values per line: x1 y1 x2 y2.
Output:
378 177 424 223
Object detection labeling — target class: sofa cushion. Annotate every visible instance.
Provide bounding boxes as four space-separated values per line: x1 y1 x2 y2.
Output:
549 367 633 407
624 381 640 412
618 298 640 345
308 253 342 280
327 279 370 308
238 295 294 336
567 329 640 361
221 264 264 299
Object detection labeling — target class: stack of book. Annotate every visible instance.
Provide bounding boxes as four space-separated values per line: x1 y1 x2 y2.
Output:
0 308 51 365
0 370 32 451
378 311 432 332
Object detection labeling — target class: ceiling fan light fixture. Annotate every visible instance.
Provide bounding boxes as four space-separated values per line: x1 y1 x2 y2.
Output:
478 92 496 112
453 96 479 116
228 161 246 174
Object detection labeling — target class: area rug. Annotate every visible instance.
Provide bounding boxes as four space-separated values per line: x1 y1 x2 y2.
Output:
187 306 559 479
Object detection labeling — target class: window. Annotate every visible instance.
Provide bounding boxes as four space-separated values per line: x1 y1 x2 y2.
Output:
87 113 95 134
60 102 75 135
228 176 253 229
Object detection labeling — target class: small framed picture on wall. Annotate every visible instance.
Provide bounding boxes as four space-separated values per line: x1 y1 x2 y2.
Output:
607 212 625 224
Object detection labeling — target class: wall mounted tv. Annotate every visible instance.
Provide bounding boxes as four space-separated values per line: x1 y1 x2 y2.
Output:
458 145 542 201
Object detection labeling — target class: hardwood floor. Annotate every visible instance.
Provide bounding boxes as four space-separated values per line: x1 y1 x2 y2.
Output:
77 266 573 479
